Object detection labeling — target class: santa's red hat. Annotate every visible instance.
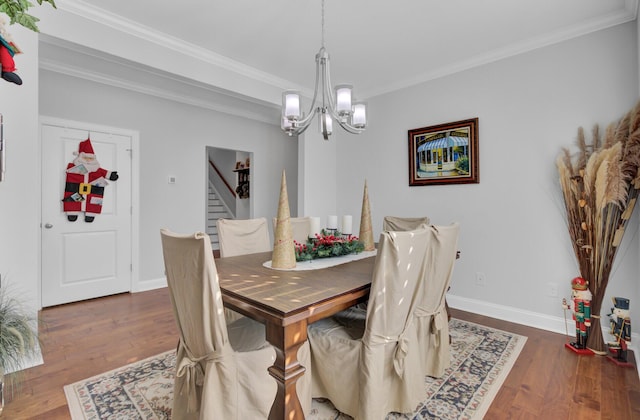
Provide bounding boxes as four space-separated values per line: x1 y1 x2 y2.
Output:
76 139 95 156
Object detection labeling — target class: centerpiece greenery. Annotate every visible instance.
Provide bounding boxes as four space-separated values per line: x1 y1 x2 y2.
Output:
556 101 640 354
294 230 365 262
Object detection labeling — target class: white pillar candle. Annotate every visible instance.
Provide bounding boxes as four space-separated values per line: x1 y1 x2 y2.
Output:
310 217 321 237
327 215 338 230
342 215 353 235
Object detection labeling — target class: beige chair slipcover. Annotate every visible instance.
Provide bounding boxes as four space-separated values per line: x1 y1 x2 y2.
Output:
216 217 271 258
413 223 459 378
307 226 436 419
272 216 312 244
382 215 430 232
160 229 311 419
356 222 459 377
216 217 272 322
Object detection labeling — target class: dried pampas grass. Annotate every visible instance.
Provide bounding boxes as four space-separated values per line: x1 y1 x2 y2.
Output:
557 101 640 354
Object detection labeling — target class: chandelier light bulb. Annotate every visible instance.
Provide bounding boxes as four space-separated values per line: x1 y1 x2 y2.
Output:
352 103 366 128
335 85 353 117
283 91 301 120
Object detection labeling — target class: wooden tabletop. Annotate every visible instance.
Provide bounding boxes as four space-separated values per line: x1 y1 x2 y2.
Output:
215 251 375 322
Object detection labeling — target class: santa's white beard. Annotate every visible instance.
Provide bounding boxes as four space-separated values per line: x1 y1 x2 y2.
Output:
74 155 100 172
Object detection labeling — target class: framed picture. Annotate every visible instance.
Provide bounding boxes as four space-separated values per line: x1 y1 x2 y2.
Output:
408 117 479 186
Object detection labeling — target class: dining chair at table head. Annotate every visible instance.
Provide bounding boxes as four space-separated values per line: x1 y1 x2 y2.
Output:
160 228 311 419
307 226 432 419
272 216 312 245
382 215 430 232
216 217 271 258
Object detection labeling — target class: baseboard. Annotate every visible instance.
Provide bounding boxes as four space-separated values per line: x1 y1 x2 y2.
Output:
447 294 640 378
132 277 167 293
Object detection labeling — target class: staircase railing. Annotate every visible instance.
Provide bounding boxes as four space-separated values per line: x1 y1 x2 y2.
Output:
208 159 236 218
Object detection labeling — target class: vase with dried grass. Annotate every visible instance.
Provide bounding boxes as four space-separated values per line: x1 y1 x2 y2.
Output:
557 101 640 355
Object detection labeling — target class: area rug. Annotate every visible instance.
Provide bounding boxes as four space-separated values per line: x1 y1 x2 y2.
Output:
64 318 526 419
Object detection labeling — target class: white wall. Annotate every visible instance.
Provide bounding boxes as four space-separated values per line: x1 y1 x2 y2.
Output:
335 22 640 338
0 26 40 313
39 71 298 287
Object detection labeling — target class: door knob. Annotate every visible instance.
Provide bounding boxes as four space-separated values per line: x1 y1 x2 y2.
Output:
44 223 53 229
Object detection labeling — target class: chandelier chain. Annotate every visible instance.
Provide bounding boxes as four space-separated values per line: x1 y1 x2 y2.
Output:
280 0 366 138
321 0 325 48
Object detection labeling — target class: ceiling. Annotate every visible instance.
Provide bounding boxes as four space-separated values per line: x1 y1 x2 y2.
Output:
50 0 636 101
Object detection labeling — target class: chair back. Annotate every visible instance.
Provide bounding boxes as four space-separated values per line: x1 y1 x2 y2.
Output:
273 216 312 244
365 227 430 341
415 223 460 377
356 227 431 418
160 229 228 357
217 217 271 257
382 215 430 232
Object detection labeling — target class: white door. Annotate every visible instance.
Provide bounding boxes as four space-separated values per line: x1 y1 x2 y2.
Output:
41 124 132 307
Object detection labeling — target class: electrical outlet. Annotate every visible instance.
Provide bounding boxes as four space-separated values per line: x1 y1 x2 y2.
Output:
475 272 486 287
547 282 558 297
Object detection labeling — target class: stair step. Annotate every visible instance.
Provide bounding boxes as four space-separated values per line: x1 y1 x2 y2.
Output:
208 182 235 251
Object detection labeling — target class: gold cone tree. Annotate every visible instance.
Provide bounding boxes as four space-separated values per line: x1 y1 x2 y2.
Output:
272 170 296 269
557 101 640 354
359 180 375 251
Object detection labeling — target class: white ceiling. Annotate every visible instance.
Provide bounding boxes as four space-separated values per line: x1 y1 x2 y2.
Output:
58 0 636 100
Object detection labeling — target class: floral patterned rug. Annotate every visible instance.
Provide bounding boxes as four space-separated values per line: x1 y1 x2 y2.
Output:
64 318 526 419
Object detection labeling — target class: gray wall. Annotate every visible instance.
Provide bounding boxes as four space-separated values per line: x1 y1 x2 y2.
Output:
40 71 298 285
334 22 640 338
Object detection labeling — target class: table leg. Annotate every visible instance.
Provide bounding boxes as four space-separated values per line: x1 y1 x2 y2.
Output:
265 320 308 420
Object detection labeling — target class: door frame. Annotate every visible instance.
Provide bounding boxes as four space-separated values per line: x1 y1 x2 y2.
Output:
39 116 141 309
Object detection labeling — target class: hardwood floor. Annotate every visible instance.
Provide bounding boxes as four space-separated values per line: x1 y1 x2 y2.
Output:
3 288 639 419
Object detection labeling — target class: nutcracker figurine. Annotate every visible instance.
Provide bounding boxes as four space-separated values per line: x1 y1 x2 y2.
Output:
562 276 593 355
607 297 632 367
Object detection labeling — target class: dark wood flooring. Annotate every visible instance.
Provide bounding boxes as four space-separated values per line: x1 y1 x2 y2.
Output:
2 288 639 419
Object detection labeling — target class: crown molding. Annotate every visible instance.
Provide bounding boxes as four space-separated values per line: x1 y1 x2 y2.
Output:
53 0 307 96
364 0 639 99
50 0 638 102
39 56 280 127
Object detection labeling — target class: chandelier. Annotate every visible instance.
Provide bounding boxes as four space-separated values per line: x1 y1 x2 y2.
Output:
281 0 367 140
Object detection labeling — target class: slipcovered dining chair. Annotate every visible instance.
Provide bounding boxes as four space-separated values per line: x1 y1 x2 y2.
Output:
382 215 430 232
307 226 434 419
273 216 312 244
413 223 459 377
160 229 311 419
216 217 271 322
383 217 458 340
216 217 271 258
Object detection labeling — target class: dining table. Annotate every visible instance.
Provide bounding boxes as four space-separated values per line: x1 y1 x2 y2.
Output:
215 250 377 420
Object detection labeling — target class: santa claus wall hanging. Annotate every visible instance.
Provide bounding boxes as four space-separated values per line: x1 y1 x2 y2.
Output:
62 138 119 222
0 15 22 85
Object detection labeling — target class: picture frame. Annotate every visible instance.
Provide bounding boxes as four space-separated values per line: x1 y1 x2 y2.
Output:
408 117 479 186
